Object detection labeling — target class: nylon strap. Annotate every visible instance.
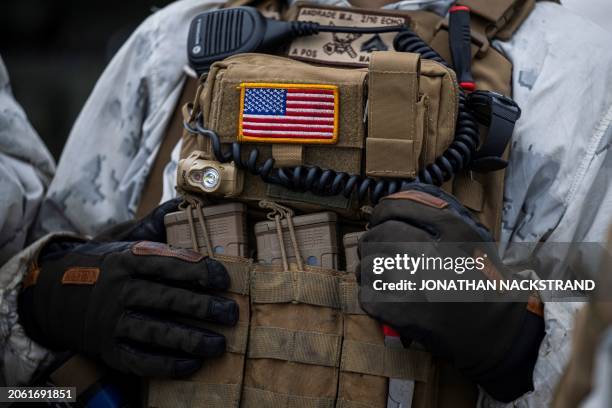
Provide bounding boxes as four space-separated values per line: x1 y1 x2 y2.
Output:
148 380 241 408
340 339 433 381
248 326 342 367
250 268 365 313
272 144 304 167
242 387 335 408
366 51 421 178
251 266 341 308
340 280 366 315
216 255 252 295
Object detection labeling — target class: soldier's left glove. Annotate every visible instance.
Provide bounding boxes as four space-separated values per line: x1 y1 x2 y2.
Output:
18 198 238 378
358 184 544 402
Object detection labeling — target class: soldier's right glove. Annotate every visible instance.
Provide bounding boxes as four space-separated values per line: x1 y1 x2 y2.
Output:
358 184 545 402
18 239 237 378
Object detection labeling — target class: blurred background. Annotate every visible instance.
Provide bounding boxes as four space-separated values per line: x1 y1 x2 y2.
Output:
0 0 173 159
1 0 610 161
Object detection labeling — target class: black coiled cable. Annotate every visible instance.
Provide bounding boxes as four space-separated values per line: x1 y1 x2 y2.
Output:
184 28 481 204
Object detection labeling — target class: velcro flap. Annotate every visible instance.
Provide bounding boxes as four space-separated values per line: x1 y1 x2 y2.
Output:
366 138 417 178
368 51 420 141
367 51 422 178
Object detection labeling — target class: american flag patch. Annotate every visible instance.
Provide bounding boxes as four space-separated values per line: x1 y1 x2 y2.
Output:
238 83 338 144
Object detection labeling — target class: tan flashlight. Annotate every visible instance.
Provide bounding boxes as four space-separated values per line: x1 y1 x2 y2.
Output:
177 151 244 197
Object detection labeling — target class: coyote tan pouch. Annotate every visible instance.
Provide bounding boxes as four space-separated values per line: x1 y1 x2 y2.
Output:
183 52 458 211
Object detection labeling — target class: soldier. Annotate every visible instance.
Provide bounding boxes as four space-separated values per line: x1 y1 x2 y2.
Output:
1 0 611 407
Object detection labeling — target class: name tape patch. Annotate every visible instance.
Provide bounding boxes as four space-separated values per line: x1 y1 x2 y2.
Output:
238 83 339 144
288 6 410 67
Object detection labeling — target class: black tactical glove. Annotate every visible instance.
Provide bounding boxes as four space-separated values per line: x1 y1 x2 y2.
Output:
19 199 238 378
358 184 544 402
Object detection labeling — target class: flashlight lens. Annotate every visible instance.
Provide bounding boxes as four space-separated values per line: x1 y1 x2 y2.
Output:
202 167 220 190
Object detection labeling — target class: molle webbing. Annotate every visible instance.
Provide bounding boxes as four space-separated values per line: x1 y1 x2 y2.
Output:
251 267 341 307
149 382 241 407
148 255 435 408
248 326 342 367
215 257 364 313
341 340 432 381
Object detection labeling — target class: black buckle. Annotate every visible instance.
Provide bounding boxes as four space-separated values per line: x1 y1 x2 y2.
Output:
467 90 521 172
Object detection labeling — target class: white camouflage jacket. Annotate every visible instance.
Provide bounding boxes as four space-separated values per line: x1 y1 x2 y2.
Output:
0 0 610 406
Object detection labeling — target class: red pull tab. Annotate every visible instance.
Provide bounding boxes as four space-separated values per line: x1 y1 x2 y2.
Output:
449 5 470 13
449 4 476 92
383 325 400 337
